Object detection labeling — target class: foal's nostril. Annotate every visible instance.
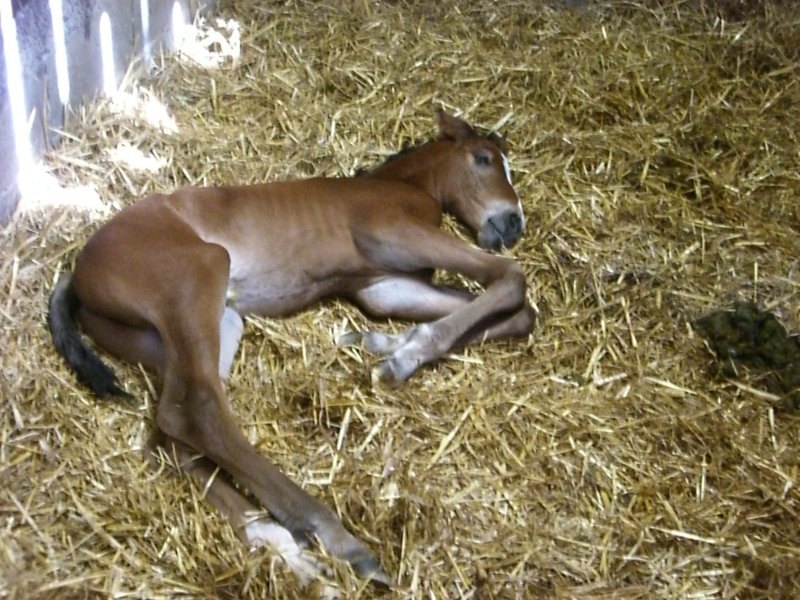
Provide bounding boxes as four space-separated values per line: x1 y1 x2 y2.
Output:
506 212 522 233
483 210 524 250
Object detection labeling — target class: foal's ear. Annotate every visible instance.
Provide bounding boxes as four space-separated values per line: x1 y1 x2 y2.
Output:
436 109 476 142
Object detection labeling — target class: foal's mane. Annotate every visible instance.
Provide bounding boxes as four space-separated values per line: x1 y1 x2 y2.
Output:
353 138 430 177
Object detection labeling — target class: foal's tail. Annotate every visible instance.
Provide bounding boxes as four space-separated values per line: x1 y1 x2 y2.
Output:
48 272 130 398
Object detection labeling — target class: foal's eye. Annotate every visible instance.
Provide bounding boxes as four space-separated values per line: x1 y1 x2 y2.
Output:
473 151 491 166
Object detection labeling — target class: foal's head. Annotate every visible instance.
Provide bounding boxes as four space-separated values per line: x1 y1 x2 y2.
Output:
366 110 525 251
433 110 525 251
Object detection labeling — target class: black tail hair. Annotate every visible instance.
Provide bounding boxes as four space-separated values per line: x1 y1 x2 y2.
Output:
47 273 131 398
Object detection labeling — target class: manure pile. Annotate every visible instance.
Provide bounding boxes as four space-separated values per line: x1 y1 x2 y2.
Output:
2 1 799 598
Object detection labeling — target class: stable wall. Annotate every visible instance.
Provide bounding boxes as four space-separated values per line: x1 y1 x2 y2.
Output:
0 0 213 224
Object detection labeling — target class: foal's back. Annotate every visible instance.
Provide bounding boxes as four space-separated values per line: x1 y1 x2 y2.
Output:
166 176 442 241
132 177 443 315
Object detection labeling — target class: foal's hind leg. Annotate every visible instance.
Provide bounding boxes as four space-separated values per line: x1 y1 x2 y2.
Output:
78 308 165 372
218 307 244 379
149 434 335 589
157 337 387 584
77 306 244 380
150 246 387 584
107 301 330 589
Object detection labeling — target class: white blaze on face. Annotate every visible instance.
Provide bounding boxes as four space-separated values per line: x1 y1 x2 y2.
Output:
501 153 526 226
501 153 512 185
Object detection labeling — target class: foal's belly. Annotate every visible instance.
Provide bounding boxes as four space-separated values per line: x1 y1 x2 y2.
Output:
200 201 368 317
228 276 317 317
225 267 341 317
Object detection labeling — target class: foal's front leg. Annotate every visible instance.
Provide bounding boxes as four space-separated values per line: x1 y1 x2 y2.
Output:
351 223 532 381
346 275 534 379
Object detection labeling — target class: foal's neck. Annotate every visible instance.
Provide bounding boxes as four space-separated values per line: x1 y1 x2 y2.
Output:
366 141 449 207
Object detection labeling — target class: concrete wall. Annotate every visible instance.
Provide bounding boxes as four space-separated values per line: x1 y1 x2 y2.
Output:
0 0 213 224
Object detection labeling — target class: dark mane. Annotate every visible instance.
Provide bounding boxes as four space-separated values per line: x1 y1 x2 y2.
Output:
354 138 430 177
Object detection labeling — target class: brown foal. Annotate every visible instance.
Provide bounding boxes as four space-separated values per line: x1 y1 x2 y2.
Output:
48 110 534 587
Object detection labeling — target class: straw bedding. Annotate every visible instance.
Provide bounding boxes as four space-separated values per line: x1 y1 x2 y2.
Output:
2 0 799 597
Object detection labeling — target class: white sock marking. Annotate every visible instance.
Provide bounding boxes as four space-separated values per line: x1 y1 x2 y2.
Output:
218 307 243 378
245 518 337 594
501 153 512 185
501 153 526 227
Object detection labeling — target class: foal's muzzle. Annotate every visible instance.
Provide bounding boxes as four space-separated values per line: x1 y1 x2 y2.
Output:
479 209 525 251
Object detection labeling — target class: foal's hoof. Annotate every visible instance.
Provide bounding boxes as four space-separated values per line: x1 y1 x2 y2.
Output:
342 544 392 586
338 330 404 355
337 331 363 347
363 331 399 354
352 555 392 587
372 362 395 385
372 358 419 384
245 518 333 585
